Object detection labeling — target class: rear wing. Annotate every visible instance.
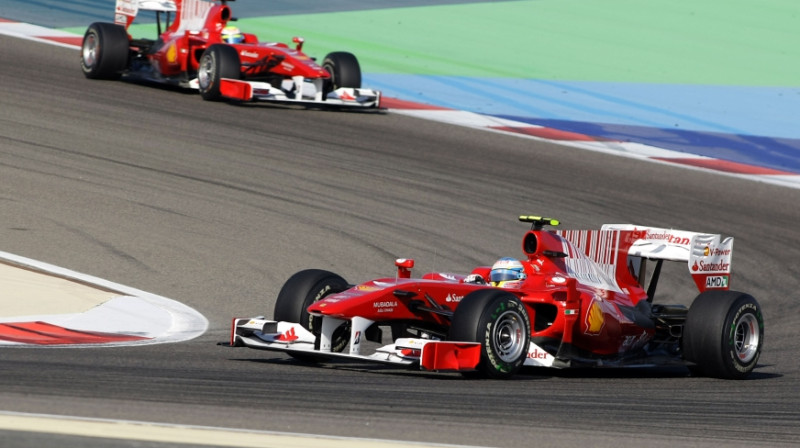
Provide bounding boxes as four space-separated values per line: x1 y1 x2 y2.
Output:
555 225 733 296
601 224 733 293
115 0 177 28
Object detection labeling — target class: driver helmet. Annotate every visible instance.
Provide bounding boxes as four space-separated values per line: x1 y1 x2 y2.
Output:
221 26 244 44
489 257 526 288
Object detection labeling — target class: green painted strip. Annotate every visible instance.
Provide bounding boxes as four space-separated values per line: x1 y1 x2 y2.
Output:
63 0 800 86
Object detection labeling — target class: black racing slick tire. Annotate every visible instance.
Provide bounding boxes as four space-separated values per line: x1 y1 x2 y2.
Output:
80 22 130 80
683 290 764 379
198 44 241 101
322 51 362 97
273 269 350 360
449 289 531 379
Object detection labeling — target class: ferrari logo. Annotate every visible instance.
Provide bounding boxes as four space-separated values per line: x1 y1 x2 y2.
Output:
585 300 605 335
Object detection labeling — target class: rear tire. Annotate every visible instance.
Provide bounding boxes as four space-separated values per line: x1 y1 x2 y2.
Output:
322 51 361 97
198 44 241 101
81 22 130 80
273 269 350 361
683 290 764 379
449 289 531 379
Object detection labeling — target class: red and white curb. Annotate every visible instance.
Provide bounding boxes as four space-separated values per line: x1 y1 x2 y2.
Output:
0 251 208 347
0 18 83 48
3 18 799 189
380 98 800 190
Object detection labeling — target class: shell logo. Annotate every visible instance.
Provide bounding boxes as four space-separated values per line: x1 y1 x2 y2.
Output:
585 300 605 335
166 43 178 64
703 246 710 256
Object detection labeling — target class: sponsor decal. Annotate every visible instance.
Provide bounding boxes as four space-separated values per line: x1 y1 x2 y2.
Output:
645 231 690 246
704 246 731 257
692 260 730 272
240 50 260 59
353 331 361 345
585 299 605 335
527 348 550 360
166 43 177 64
705 275 729 288
281 62 295 71
564 309 579 315
374 301 397 308
445 293 464 303
277 327 298 341
115 0 138 16
179 0 214 33
356 284 380 292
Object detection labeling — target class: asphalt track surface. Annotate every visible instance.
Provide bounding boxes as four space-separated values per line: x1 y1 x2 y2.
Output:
2 36 800 448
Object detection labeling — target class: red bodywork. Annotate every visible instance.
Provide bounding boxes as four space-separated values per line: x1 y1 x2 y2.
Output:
231 217 741 375
115 0 328 85
306 226 664 360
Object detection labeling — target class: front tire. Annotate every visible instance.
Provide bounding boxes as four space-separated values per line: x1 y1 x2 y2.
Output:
449 289 531 379
80 22 130 80
273 269 350 361
198 44 241 101
322 51 361 97
683 290 764 379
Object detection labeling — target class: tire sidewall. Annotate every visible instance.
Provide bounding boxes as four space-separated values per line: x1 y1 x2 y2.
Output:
684 290 764 379
273 269 349 352
722 298 763 376
450 289 531 379
198 45 240 100
80 27 101 76
322 51 362 95
480 295 531 377
81 23 128 79
198 48 219 98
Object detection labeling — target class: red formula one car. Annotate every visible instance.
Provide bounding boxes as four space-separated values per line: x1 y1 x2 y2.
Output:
80 0 380 107
231 216 764 379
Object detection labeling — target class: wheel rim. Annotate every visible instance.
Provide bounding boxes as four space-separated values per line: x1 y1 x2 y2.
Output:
82 33 97 68
492 310 526 362
198 54 214 89
734 313 760 363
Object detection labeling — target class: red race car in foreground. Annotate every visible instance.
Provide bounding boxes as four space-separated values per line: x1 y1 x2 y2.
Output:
231 216 764 379
80 0 380 107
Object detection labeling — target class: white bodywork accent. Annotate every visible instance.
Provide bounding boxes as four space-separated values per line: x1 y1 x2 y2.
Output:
601 224 729 263
523 341 556 367
319 316 346 352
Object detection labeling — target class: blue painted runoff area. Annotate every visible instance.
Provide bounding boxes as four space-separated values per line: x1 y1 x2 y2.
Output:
366 74 800 174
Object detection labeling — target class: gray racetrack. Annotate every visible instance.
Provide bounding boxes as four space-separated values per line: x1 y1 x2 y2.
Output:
1 36 799 447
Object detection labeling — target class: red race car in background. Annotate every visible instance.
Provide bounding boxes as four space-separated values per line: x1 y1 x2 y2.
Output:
80 0 380 107
230 216 764 380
